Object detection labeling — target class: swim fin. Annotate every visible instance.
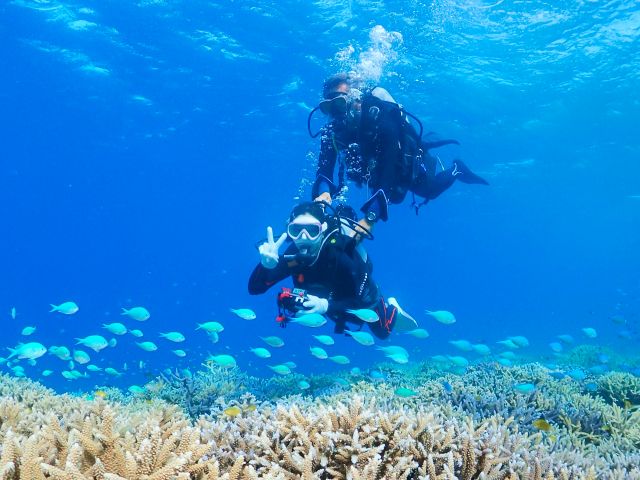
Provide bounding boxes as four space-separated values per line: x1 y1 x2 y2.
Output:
388 297 418 332
360 189 389 222
452 160 489 185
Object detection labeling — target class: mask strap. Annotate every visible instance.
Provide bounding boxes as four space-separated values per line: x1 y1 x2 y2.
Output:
307 106 323 138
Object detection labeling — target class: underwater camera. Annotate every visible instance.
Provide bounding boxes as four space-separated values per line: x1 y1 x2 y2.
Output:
275 287 308 327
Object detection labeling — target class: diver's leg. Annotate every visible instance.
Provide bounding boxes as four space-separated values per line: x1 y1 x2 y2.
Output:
367 298 396 340
412 160 488 200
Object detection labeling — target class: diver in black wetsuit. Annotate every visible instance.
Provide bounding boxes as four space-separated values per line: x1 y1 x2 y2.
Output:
248 201 416 339
308 72 489 226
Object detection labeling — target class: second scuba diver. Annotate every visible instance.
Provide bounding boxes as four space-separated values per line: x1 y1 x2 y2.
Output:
308 72 489 229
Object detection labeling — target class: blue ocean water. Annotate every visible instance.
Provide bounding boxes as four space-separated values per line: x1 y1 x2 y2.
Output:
0 0 638 393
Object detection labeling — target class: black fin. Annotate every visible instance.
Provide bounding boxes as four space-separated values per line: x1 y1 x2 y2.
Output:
452 160 489 185
423 139 460 150
360 189 389 222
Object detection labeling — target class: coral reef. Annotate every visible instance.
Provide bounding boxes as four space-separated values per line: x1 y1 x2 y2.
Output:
1 358 640 479
596 371 640 406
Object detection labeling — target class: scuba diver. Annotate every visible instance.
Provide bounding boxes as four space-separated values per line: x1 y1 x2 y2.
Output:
248 201 417 339
307 72 489 227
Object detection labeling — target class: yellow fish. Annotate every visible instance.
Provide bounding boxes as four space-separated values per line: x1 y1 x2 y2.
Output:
223 406 242 417
623 400 633 409
94 390 107 399
243 404 256 412
532 419 552 432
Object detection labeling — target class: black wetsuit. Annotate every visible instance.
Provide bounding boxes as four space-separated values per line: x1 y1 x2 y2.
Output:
315 92 461 205
248 230 395 339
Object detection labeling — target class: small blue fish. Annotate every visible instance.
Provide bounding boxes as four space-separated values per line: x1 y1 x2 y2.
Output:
329 355 350 365
447 356 469 367
548 342 563 353
585 382 598 392
471 344 491 356
442 381 453 393
497 339 519 349
346 309 379 323
566 369 586 381
334 378 350 387
394 387 418 398
618 329 632 340
103 323 128 335
557 334 575 344
449 340 473 351
513 383 536 394
310 346 328 359
230 308 256 320
250 347 271 359
313 335 334 345
497 358 513 367
50 301 79 315
121 306 150 321
290 313 327 328
508 336 529 347
208 354 236 368
345 330 375 346
425 309 456 324
136 341 158 352
268 364 291 375
75 335 108 353
405 328 429 339
582 327 597 338
386 353 409 364
159 331 186 343
589 364 608 375
260 336 285 348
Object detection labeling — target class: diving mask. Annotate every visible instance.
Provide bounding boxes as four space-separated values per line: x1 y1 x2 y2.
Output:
318 91 348 116
287 221 323 240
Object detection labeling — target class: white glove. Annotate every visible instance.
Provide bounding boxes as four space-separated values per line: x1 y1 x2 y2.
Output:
258 226 287 269
301 294 329 315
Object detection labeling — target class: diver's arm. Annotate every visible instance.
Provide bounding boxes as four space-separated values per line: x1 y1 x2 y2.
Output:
248 260 290 294
314 126 338 201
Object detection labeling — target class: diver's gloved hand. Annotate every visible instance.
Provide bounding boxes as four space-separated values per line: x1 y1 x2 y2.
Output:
314 192 332 204
258 226 287 269
301 294 329 315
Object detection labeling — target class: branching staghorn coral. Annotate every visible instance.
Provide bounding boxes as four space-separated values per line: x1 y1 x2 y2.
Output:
1 365 640 479
596 371 640 406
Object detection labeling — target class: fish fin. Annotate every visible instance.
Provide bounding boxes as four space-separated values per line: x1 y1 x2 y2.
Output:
49 304 58 312
120 308 128 315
